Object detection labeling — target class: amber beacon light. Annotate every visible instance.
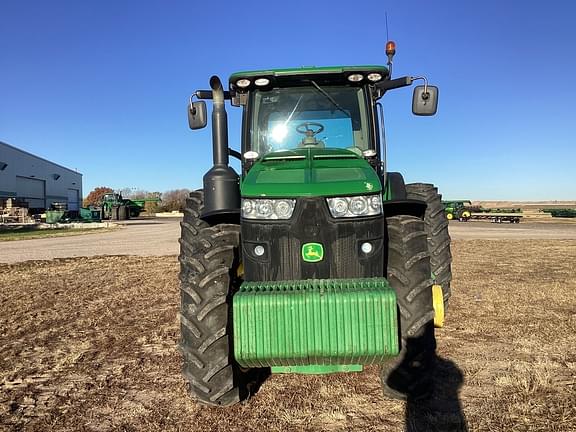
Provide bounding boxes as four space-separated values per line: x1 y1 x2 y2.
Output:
385 40 396 57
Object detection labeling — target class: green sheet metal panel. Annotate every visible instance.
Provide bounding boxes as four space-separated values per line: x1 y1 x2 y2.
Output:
241 148 382 198
233 278 398 368
271 364 363 374
45 210 64 224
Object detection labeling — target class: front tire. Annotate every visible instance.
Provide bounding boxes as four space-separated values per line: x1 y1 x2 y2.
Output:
178 191 267 406
381 215 436 400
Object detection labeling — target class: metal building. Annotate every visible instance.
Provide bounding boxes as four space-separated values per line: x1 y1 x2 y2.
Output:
0 141 83 211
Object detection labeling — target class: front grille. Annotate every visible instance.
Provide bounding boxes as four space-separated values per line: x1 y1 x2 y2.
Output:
242 197 384 281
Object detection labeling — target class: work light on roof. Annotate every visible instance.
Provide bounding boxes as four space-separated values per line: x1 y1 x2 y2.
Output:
244 151 259 160
236 79 251 88
254 78 270 86
347 74 364 82
367 73 382 82
362 149 377 158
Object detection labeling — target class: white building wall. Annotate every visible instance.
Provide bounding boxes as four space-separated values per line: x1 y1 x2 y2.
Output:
0 141 82 210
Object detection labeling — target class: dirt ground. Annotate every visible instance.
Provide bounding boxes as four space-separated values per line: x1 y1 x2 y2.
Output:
1 240 575 431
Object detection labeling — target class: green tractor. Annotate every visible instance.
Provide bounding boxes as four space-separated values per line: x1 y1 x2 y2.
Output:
98 193 160 219
442 200 472 221
179 42 452 406
98 193 132 220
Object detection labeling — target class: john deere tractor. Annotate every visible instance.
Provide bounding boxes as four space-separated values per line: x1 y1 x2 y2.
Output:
442 200 472 221
179 42 452 406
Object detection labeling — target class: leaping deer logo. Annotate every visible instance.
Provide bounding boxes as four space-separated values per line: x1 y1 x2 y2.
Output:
302 243 323 262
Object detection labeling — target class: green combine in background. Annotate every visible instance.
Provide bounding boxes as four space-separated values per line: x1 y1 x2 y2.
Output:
179 42 452 406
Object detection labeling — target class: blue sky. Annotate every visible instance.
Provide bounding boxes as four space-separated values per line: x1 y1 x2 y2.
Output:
1 1 575 200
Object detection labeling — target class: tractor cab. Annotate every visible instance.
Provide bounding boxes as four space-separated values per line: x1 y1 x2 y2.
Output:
229 67 386 161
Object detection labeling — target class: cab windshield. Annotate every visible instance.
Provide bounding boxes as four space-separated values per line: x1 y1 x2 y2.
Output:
249 85 371 157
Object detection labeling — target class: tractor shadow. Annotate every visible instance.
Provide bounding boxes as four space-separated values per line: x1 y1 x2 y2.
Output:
405 355 468 432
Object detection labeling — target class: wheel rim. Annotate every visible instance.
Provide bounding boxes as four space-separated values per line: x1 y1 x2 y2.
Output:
432 284 445 328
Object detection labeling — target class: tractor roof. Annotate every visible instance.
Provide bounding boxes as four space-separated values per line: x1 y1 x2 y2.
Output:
229 65 389 89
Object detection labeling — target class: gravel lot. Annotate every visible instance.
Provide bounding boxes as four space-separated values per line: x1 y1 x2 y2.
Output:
0 218 181 264
448 220 576 240
1 218 576 264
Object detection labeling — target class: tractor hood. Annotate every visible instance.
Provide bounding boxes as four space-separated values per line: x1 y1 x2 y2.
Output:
241 148 382 198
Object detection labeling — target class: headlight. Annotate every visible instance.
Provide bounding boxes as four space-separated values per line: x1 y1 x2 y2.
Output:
326 194 382 218
242 198 296 220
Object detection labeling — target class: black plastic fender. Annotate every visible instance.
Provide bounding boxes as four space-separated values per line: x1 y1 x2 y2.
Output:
386 172 407 200
382 199 427 220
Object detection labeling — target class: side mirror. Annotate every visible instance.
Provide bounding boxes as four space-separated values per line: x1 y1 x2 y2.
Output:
412 85 439 116
188 100 207 129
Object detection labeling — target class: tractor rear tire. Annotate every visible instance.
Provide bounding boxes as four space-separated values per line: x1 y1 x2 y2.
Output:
406 183 452 307
178 191 268 406
381 215 436 400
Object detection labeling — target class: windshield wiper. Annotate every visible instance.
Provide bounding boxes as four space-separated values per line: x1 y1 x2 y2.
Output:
309 80 350 118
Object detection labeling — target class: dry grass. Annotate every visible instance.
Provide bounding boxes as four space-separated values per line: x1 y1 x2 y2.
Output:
0 240 575 431
448 240 576 431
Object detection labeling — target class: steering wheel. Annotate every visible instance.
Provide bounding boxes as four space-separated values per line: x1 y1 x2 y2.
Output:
296 122 325 136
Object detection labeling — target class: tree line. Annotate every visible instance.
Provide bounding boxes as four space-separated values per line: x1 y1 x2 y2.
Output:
83 187 192 213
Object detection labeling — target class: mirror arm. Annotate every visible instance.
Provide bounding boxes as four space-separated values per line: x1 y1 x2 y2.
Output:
194 90 233 100
376 76 414 92
189 93 197 114
188 96 208 129
376 75 431 93
410 76 429 96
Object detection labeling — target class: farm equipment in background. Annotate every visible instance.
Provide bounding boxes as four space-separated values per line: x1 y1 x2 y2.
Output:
443 200 523 223
442 200 472 221
79 208 102 221
470 207 522 223
542 208 576 218
96 193 129 220
0 198 31 224
179 41 453 407
97 193 160 220
45 202 102 224
42 193 161 224
127 197 161 216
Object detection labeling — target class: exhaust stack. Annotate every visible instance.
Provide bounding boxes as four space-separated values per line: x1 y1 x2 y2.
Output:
201 75 240 221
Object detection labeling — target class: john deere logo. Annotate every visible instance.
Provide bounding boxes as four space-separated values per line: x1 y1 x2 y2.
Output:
302 243 324 262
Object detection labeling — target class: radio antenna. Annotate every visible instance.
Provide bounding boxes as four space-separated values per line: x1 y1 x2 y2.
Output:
384 13 396 76
385 12 389 42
